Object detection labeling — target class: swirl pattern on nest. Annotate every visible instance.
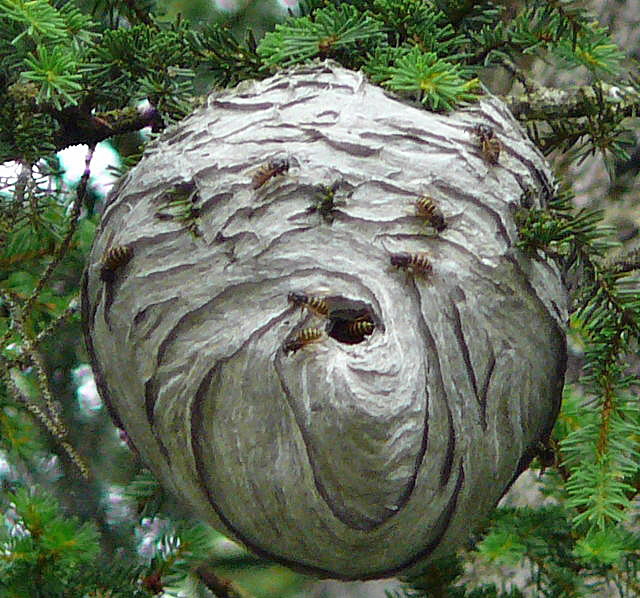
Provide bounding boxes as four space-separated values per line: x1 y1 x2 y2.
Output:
82 62 567 580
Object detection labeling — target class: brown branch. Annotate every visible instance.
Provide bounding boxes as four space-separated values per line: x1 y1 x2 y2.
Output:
0 246 56 269
10 81 636 158
195 564 253 598
506 82 640 121
597 375 615 457
51 104 162 152
122 0 155 26
499 58 541 96
604 248 640 275
49 80 638 151
1 102 163 162
11 300 66 438
0 357 62 439
13 161 32 207
609 562 640 596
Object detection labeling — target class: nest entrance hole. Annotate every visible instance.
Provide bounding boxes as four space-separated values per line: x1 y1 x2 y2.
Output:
325 297 377 345
287 292 379 347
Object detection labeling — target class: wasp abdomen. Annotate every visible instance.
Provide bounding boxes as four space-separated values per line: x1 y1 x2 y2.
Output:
100 245 133 282
345 318 375 340
415 195 446 232
287 291 329 317
390 252 433 276
283 327 324 354
251 158 290 189
473 124 501 165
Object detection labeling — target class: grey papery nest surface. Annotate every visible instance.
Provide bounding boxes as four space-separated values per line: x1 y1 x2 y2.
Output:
82 62 567 580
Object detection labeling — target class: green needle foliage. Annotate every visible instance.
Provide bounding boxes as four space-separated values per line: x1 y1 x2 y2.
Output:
366 46 479 110
0 485 229 598
23 45 84 109
0 487 100 596
257 3 386 67
258 0 481 107
0 0 640 597
515 184 640 540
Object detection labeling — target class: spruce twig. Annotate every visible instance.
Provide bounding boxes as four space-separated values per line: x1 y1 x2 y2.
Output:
6 292 65 438
0 356 89 479
604 248 640 275
12 161 32 208
508 82 640 121
498 57 541 95
0 146 94 480
122 0 155 27
32 297 79 349
195 564 254 598
23 144 94 314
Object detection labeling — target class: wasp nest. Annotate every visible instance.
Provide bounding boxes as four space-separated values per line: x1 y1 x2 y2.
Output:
82 62 567 580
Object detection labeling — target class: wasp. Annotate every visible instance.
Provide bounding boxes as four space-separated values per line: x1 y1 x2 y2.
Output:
345 318 375 340
390 252 433 277
100 245 133 282
251 158 290 189
283 327 324 354
473 124 500 165
287 291 329 317
415 195 446 232
308 181 343 224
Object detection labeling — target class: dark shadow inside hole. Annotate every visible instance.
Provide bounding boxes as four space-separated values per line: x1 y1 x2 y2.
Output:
325 297 378 345
326 318 373 344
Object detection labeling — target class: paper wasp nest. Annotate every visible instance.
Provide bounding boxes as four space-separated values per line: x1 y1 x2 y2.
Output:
82 62 567 580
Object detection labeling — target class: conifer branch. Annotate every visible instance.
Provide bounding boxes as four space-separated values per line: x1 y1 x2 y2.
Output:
195 564 254 598
10 299 66 438
122 0 155 27
23 145 94 314
597 376 615 457
0 358 61 439
507 82 640 121
32 297 79 349
37 80 638 152
605 248 640 275
12 161 33 208
498 58 541 95
49 105 162 153
2 102 163 161
0 147 94 480
0 356 89 479
610 562 640 596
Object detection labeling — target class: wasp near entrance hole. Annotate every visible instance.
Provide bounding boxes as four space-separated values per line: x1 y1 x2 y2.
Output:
251 158 290 189
345 318 375 340
283 327 324 354
100 245 133 282
287 292 329 317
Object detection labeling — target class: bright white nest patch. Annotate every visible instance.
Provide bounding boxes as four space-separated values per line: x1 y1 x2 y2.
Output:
82 62 567 580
